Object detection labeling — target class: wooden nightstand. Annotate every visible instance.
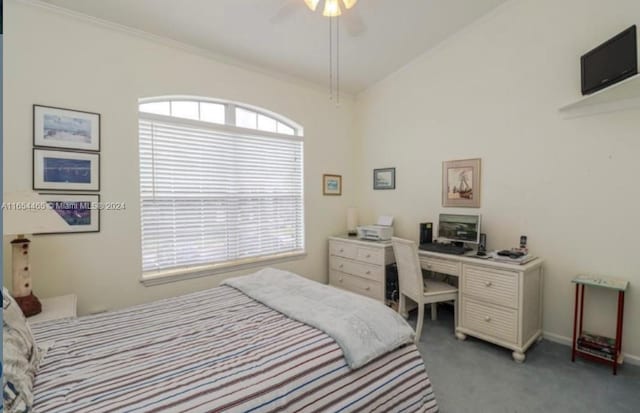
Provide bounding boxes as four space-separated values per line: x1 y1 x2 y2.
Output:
27 294 78 324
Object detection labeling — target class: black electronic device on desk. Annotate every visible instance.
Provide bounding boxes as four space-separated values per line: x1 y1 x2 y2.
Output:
497 250 525 259
420 242 471 255
420 213 480 255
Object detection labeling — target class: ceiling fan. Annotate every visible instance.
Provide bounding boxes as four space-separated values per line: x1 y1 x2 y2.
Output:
271 0 366 37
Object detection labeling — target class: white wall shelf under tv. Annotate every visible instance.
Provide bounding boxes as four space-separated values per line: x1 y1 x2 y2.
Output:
559 74 640 118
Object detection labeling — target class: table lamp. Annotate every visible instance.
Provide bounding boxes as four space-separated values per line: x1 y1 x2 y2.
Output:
3 191 69 316
347 207 358 236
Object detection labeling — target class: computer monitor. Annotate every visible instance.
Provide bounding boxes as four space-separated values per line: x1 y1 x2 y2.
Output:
437 213 481 244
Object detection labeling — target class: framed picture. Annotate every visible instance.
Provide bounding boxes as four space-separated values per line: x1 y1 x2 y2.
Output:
36 193 100 234
33 149 100 191
323 174 342 196
373 167 396 190
33 105 100 151
442 158 481 208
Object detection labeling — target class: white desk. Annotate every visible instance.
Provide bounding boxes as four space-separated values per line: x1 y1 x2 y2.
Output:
418 251 544 362
328 235 545 362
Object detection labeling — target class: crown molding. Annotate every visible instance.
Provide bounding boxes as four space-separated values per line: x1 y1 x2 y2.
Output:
13 0 353 99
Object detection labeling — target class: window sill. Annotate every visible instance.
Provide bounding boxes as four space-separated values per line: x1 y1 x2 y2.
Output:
139 251 307 287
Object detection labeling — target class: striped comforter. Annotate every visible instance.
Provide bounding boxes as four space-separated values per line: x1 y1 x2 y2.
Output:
31 286 438 412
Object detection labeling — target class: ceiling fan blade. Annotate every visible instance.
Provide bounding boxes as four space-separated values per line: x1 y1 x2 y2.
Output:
270 0 302 24
343 9 366 37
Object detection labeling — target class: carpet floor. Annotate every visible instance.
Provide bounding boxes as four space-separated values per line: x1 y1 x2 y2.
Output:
410 305 640 413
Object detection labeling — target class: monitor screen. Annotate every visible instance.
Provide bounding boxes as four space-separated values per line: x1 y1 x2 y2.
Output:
437 214 481 244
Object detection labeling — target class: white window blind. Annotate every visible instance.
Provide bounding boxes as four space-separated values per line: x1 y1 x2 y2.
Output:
139 113 304 275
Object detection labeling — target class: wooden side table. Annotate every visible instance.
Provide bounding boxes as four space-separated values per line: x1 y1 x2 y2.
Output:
571 275 629 375
27 294 77 325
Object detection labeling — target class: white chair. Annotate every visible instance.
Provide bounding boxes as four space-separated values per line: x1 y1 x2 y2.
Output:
392 237 458 343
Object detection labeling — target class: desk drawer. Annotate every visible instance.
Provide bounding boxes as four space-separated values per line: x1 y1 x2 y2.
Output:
330 270 384 301
330 256 383 282
356 246 384 265
463 265 518 308
420 257 460 276
330 241 358 260
462 297 518 344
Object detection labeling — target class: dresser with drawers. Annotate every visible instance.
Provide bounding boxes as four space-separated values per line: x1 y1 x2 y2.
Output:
419 251 544 362
327 235 544 362
328 235 394 302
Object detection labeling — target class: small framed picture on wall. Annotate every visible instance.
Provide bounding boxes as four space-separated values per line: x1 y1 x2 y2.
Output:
373 168 396 190
33 105 101 152
323 174 342 196
33 148 100 191
442 158 481 208
36 193 100 234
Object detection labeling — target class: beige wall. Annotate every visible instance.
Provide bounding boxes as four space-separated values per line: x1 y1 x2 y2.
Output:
3 1 356 314
355 0 640 361
5 0 640 363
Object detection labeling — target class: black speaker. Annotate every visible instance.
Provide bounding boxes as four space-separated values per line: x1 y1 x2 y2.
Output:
420 223 433 245
479 233 487 252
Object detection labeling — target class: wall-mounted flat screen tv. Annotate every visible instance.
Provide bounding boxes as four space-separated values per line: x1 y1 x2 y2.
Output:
581 25 637 95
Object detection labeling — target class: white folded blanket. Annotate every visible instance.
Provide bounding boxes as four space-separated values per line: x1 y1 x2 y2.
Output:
222 268 415 369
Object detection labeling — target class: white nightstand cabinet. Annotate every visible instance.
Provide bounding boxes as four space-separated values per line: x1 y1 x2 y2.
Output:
27 294 78 324
328 235 394 302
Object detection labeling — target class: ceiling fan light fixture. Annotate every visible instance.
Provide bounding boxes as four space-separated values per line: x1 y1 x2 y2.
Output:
341 0 358 9
323 0 342 17
304 0 321 11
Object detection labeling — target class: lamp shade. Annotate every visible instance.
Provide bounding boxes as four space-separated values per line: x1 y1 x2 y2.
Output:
3 191 69 235
323 0 342 16
347 207 358 233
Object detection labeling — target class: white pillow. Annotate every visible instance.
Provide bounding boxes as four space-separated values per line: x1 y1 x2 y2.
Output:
3 287 41 412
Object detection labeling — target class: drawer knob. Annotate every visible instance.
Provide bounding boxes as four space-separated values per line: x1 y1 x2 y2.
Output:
339 278 343 283
339 264 344 268
485 281 493 287
366 270 371 275
366 254 371 258
485 316 492 322
365 286 371 291
426 264 432 268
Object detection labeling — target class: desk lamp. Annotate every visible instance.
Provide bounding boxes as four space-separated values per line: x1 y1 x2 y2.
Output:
3 191 68 316
347 208 358 236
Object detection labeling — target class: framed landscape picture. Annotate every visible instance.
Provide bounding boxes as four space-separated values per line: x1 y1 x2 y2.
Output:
37 193 100 234
323 174 342 196
373 167 396 190
34 105 100 151
33 149 100 191
442 158 481 208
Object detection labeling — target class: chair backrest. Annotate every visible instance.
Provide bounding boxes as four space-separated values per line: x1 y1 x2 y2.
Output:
391 237 424 301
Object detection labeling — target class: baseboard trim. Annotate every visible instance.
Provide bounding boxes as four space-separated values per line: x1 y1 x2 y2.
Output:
543 331 640 366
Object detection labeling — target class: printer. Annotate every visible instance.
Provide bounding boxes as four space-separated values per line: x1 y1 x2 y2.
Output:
357 215 394 241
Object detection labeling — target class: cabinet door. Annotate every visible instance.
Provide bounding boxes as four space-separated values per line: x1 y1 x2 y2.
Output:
329 241 358 260
463 265 519 308
329 270 384 301
330 256 383 282
356 246 385 265
461 297 518 345
420 257 460 276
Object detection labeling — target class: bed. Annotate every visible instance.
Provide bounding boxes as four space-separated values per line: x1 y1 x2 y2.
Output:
29 270 438 412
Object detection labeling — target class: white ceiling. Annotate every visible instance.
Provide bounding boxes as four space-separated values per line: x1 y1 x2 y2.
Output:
42 0 508 93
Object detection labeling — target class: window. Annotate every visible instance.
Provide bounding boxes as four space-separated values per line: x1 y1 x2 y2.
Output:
139 98 304 280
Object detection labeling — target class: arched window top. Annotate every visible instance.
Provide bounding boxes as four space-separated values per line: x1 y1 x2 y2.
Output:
139 96 302 137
